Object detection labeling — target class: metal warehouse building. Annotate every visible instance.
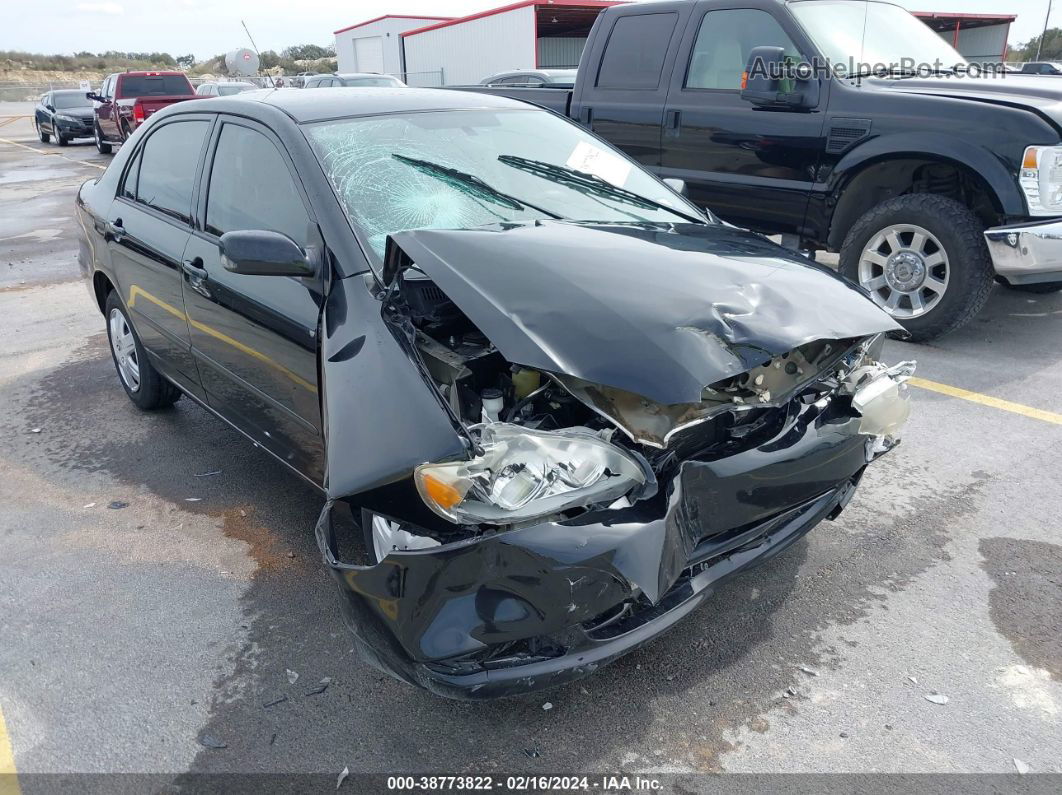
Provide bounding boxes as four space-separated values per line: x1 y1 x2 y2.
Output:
401 0 620 86
333 14 454 76
913 12 1015 64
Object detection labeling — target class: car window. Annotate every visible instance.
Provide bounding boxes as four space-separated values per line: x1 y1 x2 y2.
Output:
685 9 801 90
133 120 209 223
120 147 142 201
596 13 678 89
205 123 310 246
53 92 85 109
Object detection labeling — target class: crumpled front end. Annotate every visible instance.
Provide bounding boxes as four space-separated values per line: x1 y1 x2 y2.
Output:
316 222 915 698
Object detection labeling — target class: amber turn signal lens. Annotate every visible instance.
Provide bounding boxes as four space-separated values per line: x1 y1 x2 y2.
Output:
420 473 464 511
1023 148 1039 169
740 71 748 90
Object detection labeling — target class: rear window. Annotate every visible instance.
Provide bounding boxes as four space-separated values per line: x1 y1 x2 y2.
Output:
117 75 193 98
596 13 678 90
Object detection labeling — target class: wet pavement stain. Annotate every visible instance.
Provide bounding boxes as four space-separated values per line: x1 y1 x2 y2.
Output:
980 537 1062 682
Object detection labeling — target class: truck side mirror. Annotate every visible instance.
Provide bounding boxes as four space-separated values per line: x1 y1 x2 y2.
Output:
86 92 103 103
740 46 817 110
662 178 688 196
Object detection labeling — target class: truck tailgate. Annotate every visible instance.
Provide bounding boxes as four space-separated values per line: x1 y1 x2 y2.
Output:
135 95 197 120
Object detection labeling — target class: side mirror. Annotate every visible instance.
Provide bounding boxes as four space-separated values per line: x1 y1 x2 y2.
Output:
662 177 688 196
219 230 314 277
86 92 104 102
740 45 817 109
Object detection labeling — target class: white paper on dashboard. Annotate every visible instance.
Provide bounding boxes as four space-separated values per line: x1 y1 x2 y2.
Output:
564 141 632 187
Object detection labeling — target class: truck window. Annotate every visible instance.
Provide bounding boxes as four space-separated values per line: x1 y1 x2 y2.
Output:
596 12 678 90
685 9 800 90
117 75 194 98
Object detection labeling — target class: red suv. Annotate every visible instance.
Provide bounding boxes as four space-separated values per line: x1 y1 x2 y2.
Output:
88 71 197 153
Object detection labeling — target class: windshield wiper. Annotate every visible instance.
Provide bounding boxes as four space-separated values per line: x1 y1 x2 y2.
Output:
843 66 956 80
497 155 705 223
391 154 561 219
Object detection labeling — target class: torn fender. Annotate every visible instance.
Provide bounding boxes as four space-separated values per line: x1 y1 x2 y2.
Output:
320 273 466 499
390 221 903 405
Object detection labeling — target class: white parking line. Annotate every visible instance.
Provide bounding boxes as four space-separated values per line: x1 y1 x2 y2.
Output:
0 135 105 170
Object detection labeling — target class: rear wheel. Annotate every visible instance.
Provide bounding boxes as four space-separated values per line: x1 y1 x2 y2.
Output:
94 122 112 155
104 291 181 410
840 194 994 342
37 122 49 143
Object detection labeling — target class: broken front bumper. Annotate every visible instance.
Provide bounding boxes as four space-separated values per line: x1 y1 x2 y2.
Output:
984 218 1062 285
316 397 889 700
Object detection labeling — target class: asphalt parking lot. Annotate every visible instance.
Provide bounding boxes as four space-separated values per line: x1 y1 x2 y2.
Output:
0 100 1060 784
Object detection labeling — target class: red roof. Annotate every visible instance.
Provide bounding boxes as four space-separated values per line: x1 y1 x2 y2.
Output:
401 0 622 37
334 14 455 36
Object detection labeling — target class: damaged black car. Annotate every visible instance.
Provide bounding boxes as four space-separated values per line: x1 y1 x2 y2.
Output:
77 88 915 699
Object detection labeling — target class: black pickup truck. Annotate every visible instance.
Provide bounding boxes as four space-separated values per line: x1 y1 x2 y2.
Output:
469 0 1062 341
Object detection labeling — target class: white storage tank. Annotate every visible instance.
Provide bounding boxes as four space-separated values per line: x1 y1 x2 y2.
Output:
225 48 260 77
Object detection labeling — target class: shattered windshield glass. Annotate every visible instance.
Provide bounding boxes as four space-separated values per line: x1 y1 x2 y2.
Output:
306 109 702 261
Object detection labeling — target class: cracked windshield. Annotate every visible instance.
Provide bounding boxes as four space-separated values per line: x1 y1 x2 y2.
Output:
306 108 699 260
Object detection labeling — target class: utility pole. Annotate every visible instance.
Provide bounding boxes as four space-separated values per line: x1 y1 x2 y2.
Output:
1037 0 1054 60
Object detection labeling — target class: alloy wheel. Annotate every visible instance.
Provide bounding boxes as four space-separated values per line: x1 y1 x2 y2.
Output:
857 223 950 318
108 308 141 392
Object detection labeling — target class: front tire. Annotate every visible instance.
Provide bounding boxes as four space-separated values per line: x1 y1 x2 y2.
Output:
104 291 181 410
57 133 68 147
94 123 112 155
840 194 994 342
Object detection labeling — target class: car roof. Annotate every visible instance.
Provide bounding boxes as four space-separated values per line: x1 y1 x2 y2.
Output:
190 86 531 123
51 88 88 96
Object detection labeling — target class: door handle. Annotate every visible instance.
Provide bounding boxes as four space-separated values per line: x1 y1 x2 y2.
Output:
182 257 207 279
666 109 681 130
182 257 211 298
104 218 124 242
581 107 593 127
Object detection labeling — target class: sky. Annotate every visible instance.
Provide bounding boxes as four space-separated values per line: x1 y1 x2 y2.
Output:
0 0 1056 60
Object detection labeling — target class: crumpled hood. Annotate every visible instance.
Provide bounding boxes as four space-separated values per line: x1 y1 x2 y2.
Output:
390 222 901 405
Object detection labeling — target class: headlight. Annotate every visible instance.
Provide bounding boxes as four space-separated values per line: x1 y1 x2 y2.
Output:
1019 145 1062 215
415 423 647 525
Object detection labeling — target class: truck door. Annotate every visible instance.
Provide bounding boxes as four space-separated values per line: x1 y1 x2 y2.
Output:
571 5 691 168
659 2 828 236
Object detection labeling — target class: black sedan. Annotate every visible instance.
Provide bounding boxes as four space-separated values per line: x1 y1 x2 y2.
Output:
76 88 915 699
35 89 95 146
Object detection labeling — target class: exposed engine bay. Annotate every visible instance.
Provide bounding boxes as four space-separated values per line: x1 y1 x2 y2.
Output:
384 266 914 541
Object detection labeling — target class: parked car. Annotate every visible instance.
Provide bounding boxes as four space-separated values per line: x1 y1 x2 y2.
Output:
34 89 95 146
87 71 197 155
195 81 257 97
77 87 914 699
1019 61 1062 75
469 0 1062 340
303 72 406 88
479 68 578 87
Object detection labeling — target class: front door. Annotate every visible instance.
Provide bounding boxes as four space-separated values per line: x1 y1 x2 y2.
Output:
181 118 325 483
660 4 828 236
106 116 212 397
96 75 119 139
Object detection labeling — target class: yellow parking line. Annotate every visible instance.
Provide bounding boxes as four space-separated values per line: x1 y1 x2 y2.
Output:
910 377 1062 426
0 704 20 795
0 135 106 170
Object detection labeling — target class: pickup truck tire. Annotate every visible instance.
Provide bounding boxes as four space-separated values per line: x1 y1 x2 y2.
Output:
37 122 49 144
104 291 181 410
1004 281 1062 294
840 194 994 342
94 123 112 155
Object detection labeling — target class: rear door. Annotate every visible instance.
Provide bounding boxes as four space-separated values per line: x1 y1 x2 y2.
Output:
659 1 828 235
571 4 691 168
181 117 326 483
106 115 213 397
